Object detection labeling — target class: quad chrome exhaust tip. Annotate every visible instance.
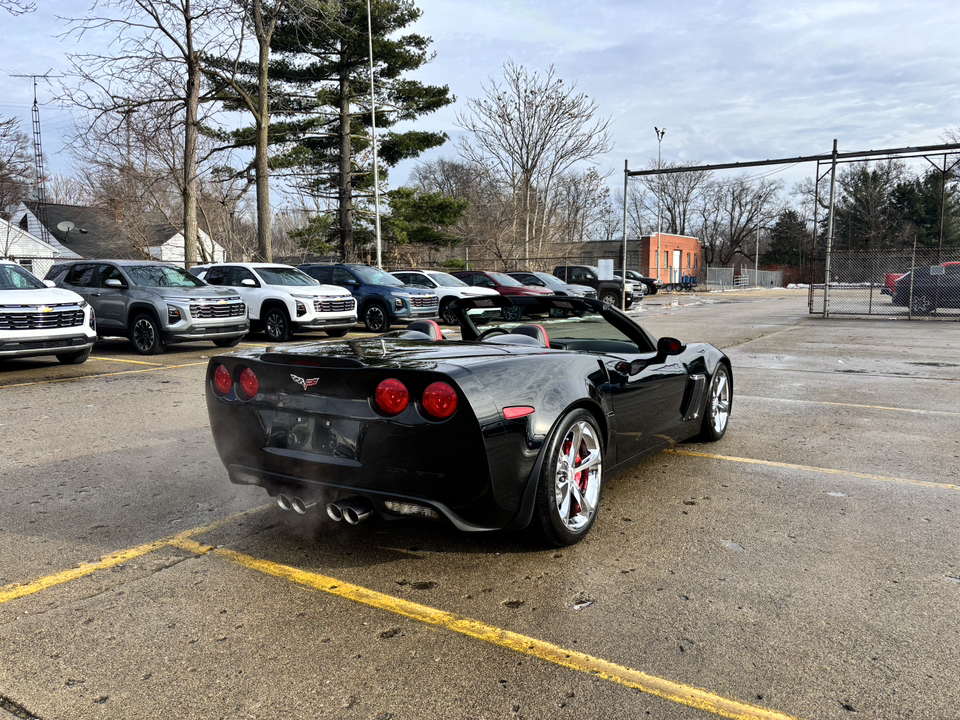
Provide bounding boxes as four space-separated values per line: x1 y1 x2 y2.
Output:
276 494 320 514
326 497 374 525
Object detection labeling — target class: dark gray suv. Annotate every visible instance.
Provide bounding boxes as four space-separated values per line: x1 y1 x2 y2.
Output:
46 260 249 355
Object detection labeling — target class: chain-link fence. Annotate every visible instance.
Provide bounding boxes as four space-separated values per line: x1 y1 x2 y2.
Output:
808 248 960 318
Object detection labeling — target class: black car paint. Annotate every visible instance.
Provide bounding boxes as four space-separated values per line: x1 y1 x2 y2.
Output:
205 295 730 533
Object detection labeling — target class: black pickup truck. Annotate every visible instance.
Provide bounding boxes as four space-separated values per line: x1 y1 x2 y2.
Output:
553 265 636 308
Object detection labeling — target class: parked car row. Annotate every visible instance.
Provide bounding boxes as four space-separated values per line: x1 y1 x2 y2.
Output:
2 258 661 366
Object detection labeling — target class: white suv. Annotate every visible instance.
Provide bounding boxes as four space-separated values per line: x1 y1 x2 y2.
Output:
0 260 97 364
391 269 500 325
194 263 357 342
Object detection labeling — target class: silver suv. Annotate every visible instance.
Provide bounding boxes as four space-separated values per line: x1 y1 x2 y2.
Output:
46 260 248 355
0 260 97 364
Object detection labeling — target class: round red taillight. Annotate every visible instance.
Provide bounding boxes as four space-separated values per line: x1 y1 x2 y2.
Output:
375 378 409 415
422 381 457 420
237 366 259 401
213 364 232 396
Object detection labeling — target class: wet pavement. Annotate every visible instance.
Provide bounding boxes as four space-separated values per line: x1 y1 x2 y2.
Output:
1 288 958 719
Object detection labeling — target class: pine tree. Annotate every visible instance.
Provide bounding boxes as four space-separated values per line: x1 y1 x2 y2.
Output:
268 0 454 261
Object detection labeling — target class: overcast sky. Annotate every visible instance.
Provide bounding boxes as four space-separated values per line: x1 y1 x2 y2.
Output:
2 0 958 199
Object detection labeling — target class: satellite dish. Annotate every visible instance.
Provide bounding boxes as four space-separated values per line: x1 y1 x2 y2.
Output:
57 221 75 233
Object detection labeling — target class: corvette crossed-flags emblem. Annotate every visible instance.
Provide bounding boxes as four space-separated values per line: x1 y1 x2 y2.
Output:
291 374 319 390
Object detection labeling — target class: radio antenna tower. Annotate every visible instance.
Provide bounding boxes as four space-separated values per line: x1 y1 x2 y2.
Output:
12 72 59 243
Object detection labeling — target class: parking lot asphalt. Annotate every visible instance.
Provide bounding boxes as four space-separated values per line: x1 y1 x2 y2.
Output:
1 288 958 719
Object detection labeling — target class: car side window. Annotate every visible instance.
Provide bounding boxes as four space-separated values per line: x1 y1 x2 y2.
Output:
475 276 495 288
332 268 357 285
232 267 257 286
98 264 125 288
570 269 588 282
205 267 226 285
64 264 97 288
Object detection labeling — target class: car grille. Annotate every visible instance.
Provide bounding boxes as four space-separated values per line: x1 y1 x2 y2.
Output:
0 304 85 330
189 302 246 318
314 298 355 312
411 296 438 308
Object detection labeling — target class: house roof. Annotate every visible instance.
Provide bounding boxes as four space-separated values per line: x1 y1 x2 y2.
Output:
26 203 215 259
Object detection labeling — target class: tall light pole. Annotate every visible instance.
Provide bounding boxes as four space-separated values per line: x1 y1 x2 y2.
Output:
655 127 665 285
367 0 382 268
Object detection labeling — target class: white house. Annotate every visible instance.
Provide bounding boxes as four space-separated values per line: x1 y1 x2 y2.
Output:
0 216 74 278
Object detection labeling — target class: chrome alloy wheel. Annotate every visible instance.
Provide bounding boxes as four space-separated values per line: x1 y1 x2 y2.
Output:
553 420 602 532
708 369 731 435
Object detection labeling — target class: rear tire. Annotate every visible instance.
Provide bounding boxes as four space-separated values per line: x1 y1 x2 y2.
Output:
533 410 604 546
56 348 91 365
130 314 165 355
910 293 935 315
439 298 458 325
500 305 524 322
263 306 292 342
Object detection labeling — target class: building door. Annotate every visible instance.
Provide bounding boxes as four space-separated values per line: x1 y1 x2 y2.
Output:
672 250 682 283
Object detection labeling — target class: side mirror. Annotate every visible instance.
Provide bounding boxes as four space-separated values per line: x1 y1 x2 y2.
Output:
43 279 56 288
657 337 686 355
241 278 257 287
105 278 124 288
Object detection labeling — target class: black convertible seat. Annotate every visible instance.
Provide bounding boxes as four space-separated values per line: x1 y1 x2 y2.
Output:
510 324 550 347
406 319 444 340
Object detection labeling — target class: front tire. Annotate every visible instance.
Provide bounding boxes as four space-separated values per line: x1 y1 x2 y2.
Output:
534 410 604 546
599 290 619 306
363 303 390 332
263 306 292 342
697 364 731 441
56 349 91 365
130 314 165 355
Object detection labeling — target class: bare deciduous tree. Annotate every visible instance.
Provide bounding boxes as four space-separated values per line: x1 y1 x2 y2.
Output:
456 60 613 261
0 116 33 213
62 0 243 266
695 174 783 267
1 0 34 15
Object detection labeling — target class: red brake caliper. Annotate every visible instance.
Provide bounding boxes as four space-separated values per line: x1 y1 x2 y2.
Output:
563 438 586 515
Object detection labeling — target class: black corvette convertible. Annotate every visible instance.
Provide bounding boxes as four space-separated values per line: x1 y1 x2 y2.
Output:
205 294 732 545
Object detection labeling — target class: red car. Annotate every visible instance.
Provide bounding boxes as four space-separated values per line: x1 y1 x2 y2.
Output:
451 270 553 321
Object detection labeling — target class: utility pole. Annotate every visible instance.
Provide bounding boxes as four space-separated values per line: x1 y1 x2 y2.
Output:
655 127 666 286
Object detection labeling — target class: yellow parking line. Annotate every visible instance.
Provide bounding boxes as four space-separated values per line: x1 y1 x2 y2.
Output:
737 395 960 417
668 449 960 491
0 362 208 389
0 506 268 603
89 356 165 366
217 547 800 720
0 501 801 718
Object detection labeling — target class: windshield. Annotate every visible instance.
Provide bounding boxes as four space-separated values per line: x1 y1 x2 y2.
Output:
533 272 566 287
0 264 46 290
255 266 319 286
427 271 468 287
353 266 404 287
126 265 206 288
488 272 523 287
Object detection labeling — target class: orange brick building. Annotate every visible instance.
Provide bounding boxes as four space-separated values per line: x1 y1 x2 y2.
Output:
639 233 702 285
